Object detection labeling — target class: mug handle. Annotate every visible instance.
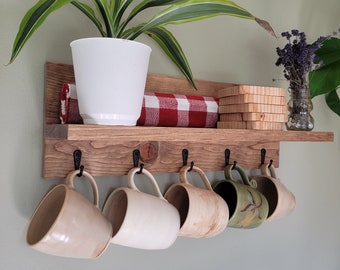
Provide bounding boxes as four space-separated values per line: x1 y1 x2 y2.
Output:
127 167 166 201
224 164 257 189
260 163 278 179
66 170 100 208
179 165 213 191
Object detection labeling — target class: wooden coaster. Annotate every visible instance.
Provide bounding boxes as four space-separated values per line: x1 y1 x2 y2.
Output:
219 103 287 114
217 85 286 98
220 112 288 122
217 121 284 130
219 94 287 106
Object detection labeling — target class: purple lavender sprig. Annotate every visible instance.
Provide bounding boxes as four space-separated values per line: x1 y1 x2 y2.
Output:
275 30 327 90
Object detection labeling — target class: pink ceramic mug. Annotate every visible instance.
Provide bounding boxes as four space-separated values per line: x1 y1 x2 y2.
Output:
102 167 180 249
251 163 296 221
26 170 113 258
165 165 229 238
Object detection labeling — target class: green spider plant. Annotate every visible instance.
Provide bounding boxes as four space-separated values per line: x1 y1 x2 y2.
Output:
9 0 275 88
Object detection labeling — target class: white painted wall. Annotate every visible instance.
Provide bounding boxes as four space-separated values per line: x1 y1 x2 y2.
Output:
1 0 339 269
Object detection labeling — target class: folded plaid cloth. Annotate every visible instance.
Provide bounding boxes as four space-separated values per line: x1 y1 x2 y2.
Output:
60 82 83 124
60 82 218 127
137 92 218 127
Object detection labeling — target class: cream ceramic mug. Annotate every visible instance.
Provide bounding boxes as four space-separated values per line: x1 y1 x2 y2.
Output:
26 170 113 258
102 167 180 250
164 165 229 238
251 163 296 221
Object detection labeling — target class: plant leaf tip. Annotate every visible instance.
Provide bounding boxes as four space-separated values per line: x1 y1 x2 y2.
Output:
255 17 277 39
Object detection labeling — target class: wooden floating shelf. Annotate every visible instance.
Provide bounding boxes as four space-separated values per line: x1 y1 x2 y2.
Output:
45 124 333 142
42 62 334 179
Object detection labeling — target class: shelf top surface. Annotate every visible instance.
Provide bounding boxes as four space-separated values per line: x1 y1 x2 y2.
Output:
45 124 334 142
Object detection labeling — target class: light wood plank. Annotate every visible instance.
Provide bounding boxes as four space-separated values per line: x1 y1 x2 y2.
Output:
219 94 287 105
217 85 286 98
219 103 287 114
219 113 288 122
217 121 284 130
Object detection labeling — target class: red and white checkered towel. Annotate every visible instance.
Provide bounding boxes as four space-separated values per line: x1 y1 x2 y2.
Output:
60 82 218 127
137 92 218 127
60 82 83 124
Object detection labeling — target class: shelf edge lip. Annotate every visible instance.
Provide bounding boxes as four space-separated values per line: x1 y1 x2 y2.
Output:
44 124 69 139
44 124 334 143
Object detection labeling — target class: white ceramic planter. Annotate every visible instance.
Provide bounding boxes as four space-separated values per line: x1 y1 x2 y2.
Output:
70 38 151 125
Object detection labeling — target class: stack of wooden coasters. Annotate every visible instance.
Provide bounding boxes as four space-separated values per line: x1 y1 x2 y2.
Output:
217 85 287 130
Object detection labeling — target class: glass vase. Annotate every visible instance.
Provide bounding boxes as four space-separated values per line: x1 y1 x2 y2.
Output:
286 87 314 131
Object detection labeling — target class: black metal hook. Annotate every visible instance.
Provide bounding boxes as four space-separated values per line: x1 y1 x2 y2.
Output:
137 163 144 174
78 165 84 177
268 159 273 168
225 148 231 166
188 161 195 172
232 160 237 170
261 148 266 165
73 150 84 177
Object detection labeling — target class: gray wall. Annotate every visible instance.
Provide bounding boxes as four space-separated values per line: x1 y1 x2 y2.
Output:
1 0 339 269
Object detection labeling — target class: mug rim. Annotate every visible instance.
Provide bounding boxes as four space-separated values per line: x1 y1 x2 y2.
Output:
250 175 279 219
26 184 68 246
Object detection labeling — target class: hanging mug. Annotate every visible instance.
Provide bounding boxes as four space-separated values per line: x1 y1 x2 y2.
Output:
213 164 269 229
102 167 180 250
26 170 113 258
165 165 229 238
250 163 296 221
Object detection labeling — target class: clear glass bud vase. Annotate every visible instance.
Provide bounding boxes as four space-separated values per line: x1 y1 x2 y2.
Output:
286 87 314 131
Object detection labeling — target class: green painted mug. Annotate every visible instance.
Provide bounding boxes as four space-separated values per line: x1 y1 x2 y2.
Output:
213 164 269 229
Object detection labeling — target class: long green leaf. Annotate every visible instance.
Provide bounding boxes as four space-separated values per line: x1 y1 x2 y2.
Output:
326 89 340 116
113 0 134 34
129 0 256 39
118 0 183 37
93 0 114 36
71 1 106 36
110 0 120 14
9 0 73 64
146 26 196 89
